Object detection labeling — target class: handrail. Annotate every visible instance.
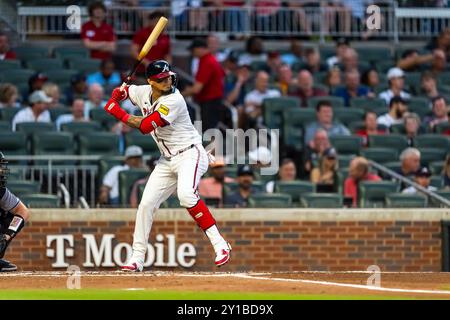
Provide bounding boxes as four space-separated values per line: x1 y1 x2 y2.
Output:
369 160 450 208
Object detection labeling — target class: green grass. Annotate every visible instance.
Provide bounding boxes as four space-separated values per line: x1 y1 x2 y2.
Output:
0 289 411 300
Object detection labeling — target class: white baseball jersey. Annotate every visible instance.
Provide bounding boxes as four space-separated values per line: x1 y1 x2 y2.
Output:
128 85 202 158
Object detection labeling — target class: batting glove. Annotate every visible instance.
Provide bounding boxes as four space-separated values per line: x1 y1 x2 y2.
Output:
104 99 130 123
111 86 129 102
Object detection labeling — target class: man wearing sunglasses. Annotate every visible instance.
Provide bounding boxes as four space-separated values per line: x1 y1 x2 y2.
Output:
104 60 231 272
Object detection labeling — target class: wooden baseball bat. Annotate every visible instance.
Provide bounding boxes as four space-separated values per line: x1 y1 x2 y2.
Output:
120 16 169 90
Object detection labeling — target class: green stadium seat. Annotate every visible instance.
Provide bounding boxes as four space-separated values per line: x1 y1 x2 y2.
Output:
31 132 74 164
67 58 101 75
430 190 450 207
300 193 343 208
224 166 238 178
124 131 160 157
434 122 450 134
248 193 292 208
348 121 365 133
118 168 150 206
6 69 35 85
419 148 448 166
78 132 120 158
60 121 102 136
46 70 79 85
404 72 422 93
0 60 21 70
0 107 22 122
26 58 63 71
53 47 89 60
350 97 386 110
368 134 409 150
360 147 399 164
283 108 316 150
16 122 56 137
407 97 431 118
223 181 264 200
312 72 327 85
161 194 180 208
338 154 355 168
0 121 11 132
14 46 49 60
429 161 444 175
308 96 345 108
333 107 365 125
20 193 60 208
389 123 405 134
379 161 402 179
7 180 41 197
0 132 27 157
48 107 71 122
430 175 444 189
376 60 395 73
319 47 335 60
329 135 362 155
358 181 400 208
414 134 450 151
98 157 125 184
263 97 300 129
385 193 427 208
90 108 118 130
250 61 268 72
356 47 391 63
274 180 315 203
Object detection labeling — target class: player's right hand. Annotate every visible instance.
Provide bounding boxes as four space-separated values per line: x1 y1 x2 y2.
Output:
111 86 129 102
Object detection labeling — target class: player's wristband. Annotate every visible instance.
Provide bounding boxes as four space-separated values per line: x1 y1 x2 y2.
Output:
104 99 130 123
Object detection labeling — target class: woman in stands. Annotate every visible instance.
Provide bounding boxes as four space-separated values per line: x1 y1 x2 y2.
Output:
266 158 297 193
310 147 338 191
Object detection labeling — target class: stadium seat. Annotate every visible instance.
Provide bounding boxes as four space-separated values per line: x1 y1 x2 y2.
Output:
118 168 150 206
53 47 89 60
263 96 300 130
124 131 160 157
376 60 395 73
250 61 268 72
403 73 422 93
14 46 49 60
16 122 56 137
358 181 400 208
429 161 444 175
60 121 102 136
45 70 79 85
329 135 362 155
283 108 316 150
0 60 21 70
26 58 63 71
419 148 448 166
430 175 444 189
414 134 450 151
434 122 450 134
308 96 345 108
333 107 365 125
0 107 22 122
98 157 125 185
223 181 264 199
224 165 238 178
0 121 11 132
350 97 386 110
6 69 35 85
368 134 409 150
31 132 74 164
356 47 391 63
338 154 355 168
7 180 41 197
430 190 450 207
49 107 71 122
67 58 101 75
312 72 327 85
389 123 405 134
0 132 27 157
78 132 120 158
385 193 427 208
20 193 60 208
274 180 315 203
300 193 343 208
360 147 399 164
379 161 402 179
248 193 292 208
407 97 431 118
90 108 118 130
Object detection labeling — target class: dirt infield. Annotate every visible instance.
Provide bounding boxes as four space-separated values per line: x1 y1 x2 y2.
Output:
1 271 450 299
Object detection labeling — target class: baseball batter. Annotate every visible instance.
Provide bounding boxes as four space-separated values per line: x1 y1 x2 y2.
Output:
104 60 231 272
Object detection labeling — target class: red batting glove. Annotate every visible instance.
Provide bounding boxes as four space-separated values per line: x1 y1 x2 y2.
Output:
104 99 130 123
111 86 129 102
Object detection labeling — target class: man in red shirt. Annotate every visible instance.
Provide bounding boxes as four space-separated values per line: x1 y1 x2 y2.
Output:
81 2 116 60
183 38 226 132
131 11 171 76
344 156 381 207
0 32 16 60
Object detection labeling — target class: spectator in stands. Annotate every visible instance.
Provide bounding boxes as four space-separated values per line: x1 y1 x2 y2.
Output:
183 38 226 131
198 158 234 207
377 96 409 128
355 111 386 147
303 128 331 177
425 28 450 60
66 74 88 105
275 64 295 96
281 39 304 67
340 48 359 72
0 32 16 60
86 59 121 94
12 90 51 131
98 145 144 206
310 147 338 191
361 68 380 92
242 70 281 129
191 34 229 76
326 38 350 69
419 71 440 99
129 157 159 208
267 51 283 75
344 156 381 207
265 158 297 193
402 166 437 194
84 83 107 119
238 36 267 66
224 165 256 208
396 148 421 183
286 2 313 35
225 63 251 109
443 154 450 189
0 83 20 108
289 69 327 107
28 72 48 96
404 112 422 146
42 83 64 108
303 48 328 73
81 1 116 60
217 1 247 36
254 0 282 32
379 68 411 105
431 48 447 76
397 49 446 73
424 96 449 131
55 99 88 130
325 66 342 92
304 100 350 147
333 69 372 106
132 11 171 77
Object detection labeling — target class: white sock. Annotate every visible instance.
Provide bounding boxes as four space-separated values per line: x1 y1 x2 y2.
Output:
205 225 226 252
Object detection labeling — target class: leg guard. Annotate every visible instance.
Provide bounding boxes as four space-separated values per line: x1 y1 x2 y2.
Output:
186 199 216 231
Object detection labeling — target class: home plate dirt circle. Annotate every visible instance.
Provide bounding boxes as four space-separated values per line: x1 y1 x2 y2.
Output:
1 271 450 299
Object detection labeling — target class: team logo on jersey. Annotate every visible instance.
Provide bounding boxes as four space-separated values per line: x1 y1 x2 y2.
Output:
157 104 170 116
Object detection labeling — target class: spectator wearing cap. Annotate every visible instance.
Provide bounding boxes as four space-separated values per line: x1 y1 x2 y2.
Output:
86 59 121 94
129 157 159 208
402 167 437 195
183 37 226 132
344 157 381 207
281 39 304 67
377 96 409 129
288 69 327 107
303 48 328 73
310 147 339 190
304 100 350 147
84 83 107 119
11 90 52 131
333 69 372 106
397 49 446 73
28 73 48 96
0 83 20 108
378 68 411 105
355 111 386 147
238 36 268 67
81 1 116 60
56 99 89 130
224 165 257 208
66 74 88 105
242 71 281 129
98 145 145 206
326 38 350 69
131 11 171 76
198 158 235 207
424 96 449 130
0 32 16 60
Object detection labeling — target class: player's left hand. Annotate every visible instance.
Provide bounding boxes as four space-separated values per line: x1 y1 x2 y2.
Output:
111 86 128 102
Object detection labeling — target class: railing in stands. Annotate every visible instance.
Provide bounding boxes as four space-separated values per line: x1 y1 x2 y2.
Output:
15 3 450 43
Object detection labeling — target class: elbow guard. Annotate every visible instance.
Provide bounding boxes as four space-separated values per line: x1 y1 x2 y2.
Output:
139 111 169 134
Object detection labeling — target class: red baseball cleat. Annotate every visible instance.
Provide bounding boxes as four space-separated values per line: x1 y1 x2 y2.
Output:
121 261 143 272
215 242 232 267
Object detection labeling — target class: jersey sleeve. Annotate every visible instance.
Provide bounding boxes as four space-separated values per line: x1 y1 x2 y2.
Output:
0 187 20 212
128 85 141 107
154 95 183 124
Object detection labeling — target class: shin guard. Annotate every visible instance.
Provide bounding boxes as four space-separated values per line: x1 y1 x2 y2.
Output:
186 199 216 231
